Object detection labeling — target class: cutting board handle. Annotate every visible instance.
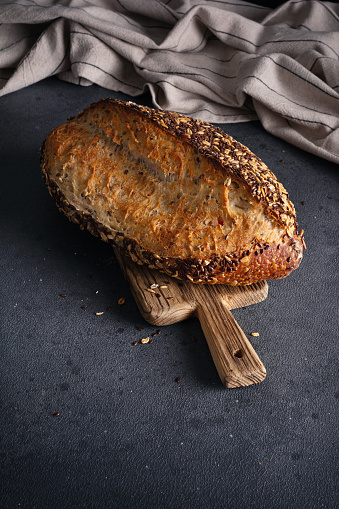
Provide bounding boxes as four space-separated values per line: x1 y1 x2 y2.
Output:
114 248 267 388
197 302 266 388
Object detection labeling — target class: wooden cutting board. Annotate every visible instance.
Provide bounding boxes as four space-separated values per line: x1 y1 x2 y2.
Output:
114 248 268 388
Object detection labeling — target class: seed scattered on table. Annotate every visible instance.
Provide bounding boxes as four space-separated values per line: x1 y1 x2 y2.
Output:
141 337 150 344
118 297 125 305
250 332 260 336
60 294 67 297
96 312 104 316
151 329 161 337
175 377 181 383
53 412 60 417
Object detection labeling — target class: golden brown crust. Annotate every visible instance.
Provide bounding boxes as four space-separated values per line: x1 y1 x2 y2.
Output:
115 100 298 234
40 99 304 285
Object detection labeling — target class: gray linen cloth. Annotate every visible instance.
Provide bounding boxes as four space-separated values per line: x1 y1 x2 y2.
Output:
0 0 338 163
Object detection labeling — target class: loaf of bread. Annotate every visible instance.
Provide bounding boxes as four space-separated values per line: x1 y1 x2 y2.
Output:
41 99 305 285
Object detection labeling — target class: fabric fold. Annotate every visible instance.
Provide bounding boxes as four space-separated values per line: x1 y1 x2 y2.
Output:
0 0 338 163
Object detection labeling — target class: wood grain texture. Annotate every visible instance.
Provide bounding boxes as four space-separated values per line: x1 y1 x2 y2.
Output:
114 248 268 388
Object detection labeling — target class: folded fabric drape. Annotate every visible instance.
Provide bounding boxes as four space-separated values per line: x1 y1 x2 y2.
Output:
1 0 338 163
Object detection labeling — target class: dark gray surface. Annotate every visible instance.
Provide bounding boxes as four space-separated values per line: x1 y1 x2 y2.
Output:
1 77 338 509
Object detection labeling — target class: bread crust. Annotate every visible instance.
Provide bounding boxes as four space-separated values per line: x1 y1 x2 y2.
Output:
41 99 304 285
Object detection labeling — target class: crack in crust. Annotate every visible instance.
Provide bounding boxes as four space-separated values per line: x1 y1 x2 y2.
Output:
107 99 299 235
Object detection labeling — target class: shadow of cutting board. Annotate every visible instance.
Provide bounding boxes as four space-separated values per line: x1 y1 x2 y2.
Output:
114 248 268 388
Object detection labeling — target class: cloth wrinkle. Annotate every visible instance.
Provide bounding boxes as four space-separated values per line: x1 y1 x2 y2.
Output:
0 0 338 163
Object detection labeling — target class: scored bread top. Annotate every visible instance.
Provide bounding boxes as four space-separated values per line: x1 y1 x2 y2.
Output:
124 100 297 235
41 99 304 285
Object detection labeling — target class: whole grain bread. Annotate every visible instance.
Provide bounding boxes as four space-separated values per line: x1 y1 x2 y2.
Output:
41 99 305 285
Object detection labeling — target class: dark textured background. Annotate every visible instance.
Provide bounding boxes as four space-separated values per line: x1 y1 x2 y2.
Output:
1 75 338 509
